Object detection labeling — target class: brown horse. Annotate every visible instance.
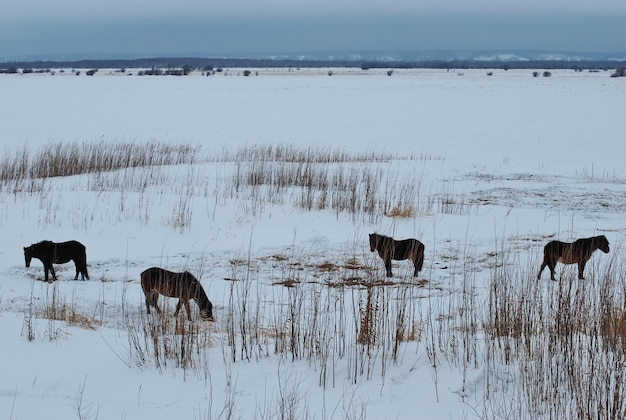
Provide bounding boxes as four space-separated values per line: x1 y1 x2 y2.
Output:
369 233 425 277
537 235 610 280
140 267 213 321
24 240 89 283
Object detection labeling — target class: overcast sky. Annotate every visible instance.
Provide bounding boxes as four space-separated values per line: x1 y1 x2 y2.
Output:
1 0 625 59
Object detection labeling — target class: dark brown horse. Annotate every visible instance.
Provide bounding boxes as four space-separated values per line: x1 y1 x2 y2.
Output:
24 240 89 283
537 235 610 280
140 267 213 321
369 233 425 277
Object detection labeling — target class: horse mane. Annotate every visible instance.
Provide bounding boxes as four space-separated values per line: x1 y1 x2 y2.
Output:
583 235 609 247
184 271 212 310
594 235 610 249
30 240 53 248
193 279 212 310
372 233 393 248
372 233 392 240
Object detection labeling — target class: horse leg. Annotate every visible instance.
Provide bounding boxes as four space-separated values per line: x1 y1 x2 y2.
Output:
538 253 552 280
73 261 80 280
537 262 546 280
578 260 587 280
538 255 557 281
385 257 393 277
175 299 183 317
151 293 162 314
145 292 159 315
79 255 89 280
412 253 423 277
548 263 557 281
44 264 56 283
184 301 192 321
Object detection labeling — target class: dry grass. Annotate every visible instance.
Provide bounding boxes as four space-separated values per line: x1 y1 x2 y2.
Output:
10 140 625 418
387 206 416 218
1 141 470 235
2 141 199 182
483 251 626 418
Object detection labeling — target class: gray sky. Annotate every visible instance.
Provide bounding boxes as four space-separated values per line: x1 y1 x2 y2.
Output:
1 0 625 59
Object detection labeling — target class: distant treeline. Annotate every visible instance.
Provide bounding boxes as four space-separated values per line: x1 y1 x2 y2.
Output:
1 57 625 71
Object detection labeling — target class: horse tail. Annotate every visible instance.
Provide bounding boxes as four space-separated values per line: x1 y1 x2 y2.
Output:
140 269 151 295
416 243 425 272
83 247 90 280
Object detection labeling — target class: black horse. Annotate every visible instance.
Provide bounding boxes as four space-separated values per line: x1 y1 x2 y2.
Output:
537 235 610 280
141 267 213 321
369 233 425 277
24 240 89 283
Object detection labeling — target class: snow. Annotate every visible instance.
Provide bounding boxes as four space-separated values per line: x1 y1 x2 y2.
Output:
0 67 625 419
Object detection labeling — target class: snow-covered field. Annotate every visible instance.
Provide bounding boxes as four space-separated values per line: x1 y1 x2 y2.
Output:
1 67 625 419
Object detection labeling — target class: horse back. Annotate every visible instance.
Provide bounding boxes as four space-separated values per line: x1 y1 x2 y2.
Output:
391 238 424 260
544 238 596 264
141 267 196 299
54 240 87 263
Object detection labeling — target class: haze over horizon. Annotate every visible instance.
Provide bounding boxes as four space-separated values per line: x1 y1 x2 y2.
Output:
1 0 625 60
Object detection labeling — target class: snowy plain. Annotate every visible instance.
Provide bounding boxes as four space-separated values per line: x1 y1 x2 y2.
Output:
0 67 625 419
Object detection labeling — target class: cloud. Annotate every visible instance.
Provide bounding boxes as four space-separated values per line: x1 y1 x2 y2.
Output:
1 1 624 59
4 0 626 21
1 13 624 61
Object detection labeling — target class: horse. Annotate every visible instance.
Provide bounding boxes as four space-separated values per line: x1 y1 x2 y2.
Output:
537 235 610 281
369 233 425 277
24 240 89 283
140 267 213 321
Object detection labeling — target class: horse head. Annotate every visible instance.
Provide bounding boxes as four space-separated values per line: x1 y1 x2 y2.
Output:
23 246 33 267
185 271 214 321
369 233 378 252
598 235 610 253
200 308 214 321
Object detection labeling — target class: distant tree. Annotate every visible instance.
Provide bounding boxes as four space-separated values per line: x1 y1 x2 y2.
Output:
533 71 540 77
243 70 251 76
542 71 551 77
610 68 625 78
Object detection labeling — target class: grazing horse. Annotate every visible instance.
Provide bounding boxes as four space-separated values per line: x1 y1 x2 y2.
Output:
369 233 425 277
537 235 610 280
24 240 89 283
140 267 213 321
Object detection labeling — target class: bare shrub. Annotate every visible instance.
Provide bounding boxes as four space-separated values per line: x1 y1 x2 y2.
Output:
0 141 200 183
485 249 626 418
